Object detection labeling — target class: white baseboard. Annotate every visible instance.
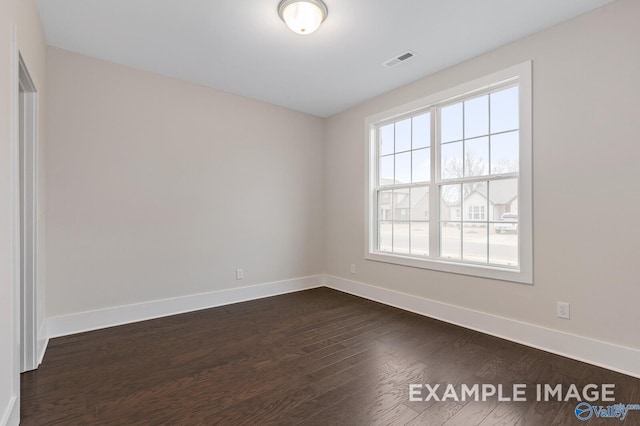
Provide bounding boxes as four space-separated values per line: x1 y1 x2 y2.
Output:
0 396 18 426
47 275 323 338
325 275 640 379
42 273 639 379
37 320 49 366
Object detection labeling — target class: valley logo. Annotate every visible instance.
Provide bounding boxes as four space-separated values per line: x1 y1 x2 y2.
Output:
574 402 640 421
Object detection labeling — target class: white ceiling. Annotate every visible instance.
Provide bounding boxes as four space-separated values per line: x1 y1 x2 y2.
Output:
36 0 615 117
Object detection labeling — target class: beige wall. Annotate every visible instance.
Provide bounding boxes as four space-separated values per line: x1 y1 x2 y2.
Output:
0 0 46 422
324 0 640 351
45 47 325 317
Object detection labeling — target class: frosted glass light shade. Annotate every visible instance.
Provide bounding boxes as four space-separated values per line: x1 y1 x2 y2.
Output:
278 0 328 35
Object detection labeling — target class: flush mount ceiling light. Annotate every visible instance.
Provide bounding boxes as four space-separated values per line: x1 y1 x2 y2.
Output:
278 0 328 35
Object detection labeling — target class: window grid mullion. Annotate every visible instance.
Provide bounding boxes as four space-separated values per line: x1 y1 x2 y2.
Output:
376 128 381 251
392 123 395 253
460 100 466 259
486 181 490 263
488 92 493 175
408 118 413 255
378 181 431 191
430 106 439 258
438 173 519 186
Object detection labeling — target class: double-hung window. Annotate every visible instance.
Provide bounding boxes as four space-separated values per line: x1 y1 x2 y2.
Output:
366 62 532 283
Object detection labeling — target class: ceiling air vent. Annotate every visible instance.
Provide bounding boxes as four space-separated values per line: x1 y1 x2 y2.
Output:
384 51 416 68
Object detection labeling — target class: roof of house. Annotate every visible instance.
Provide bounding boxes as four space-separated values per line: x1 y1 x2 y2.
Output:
471 179 518 205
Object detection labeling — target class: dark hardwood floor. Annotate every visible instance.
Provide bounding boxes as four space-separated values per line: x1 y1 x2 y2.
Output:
21 288 639 425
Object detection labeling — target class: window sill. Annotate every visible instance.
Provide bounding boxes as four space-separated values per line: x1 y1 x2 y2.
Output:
365 251 533 285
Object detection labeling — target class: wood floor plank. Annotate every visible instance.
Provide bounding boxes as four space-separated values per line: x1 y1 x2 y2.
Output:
478 401 530 426
21 288 640 425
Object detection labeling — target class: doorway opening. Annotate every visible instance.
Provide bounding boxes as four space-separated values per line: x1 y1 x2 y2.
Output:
18 54 38 373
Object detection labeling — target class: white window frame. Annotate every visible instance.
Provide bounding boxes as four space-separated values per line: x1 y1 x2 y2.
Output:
365 61 533 284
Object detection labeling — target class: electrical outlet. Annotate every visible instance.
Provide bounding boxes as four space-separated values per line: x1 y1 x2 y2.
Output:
557 302 570 319
236 269 244 280
350 264 356 274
